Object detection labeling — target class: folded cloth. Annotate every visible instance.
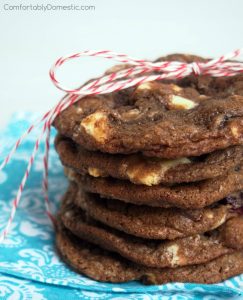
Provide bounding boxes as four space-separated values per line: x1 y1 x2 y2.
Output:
0 113 242 300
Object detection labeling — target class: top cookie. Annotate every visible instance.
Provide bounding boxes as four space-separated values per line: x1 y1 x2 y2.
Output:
53 54 243 158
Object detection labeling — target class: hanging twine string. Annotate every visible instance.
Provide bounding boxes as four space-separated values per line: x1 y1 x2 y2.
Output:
0 48 243 242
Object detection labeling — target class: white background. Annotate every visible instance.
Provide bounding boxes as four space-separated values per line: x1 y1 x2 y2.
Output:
0 0 243 128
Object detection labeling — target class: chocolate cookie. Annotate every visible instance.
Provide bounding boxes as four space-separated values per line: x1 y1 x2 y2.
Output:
74 187 235 240
60 187 243 268
53 55 243 158
56 134 243 185
67 167 243 209
61 195 243 268
56 223 243 284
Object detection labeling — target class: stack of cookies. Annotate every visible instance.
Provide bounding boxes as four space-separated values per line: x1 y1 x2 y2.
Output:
53 54 243 284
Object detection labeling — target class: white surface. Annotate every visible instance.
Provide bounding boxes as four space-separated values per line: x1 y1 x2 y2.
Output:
0 0 243 128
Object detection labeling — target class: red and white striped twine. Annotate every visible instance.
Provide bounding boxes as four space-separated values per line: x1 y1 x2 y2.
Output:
0 49 243 242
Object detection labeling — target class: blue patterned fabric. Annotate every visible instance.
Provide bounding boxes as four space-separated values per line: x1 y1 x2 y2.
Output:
0 112 243 300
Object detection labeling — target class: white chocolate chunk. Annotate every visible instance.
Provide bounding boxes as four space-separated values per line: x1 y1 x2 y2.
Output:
199 94 210 100
133 173 161 186
171 84 182 92
231 126 240 138
88 167 106 178
137 82 152 90
121 109 140 120
158 157 191 171
170 95 198 110
76 107 83 114
127 157 191 186
213 214 227 229
166 244 180 266
206 212 214 219
81 112 108 143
